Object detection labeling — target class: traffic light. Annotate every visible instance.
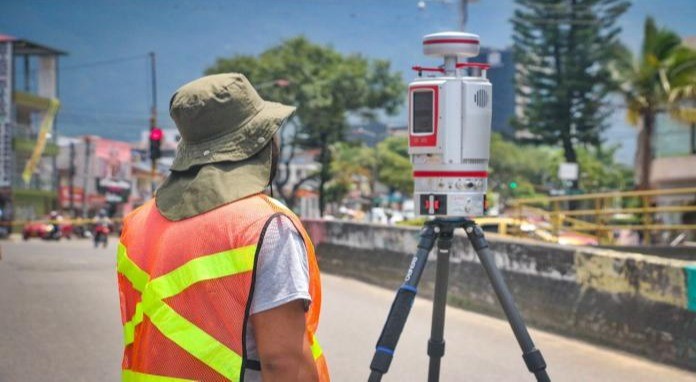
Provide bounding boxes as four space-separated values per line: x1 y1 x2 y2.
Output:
149 127 163 161
509 181 518 190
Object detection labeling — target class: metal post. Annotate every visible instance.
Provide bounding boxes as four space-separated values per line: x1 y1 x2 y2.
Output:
68 142 75 214
23 56 29 92
459 0 469 31
81 137 91 219
443 56 457 76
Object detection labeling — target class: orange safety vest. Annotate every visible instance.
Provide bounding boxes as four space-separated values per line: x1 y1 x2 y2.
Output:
117 194 329 381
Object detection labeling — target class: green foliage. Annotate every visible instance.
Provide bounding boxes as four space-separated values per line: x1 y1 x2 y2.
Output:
489 133 631 199
328 141 377 199
610 17 696 188
376 136 413 194
489 133 553 198
511 0 630 162
205 37 405 213
326 137 413 203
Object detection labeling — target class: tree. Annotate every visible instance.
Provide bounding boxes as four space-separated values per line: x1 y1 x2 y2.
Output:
489 133 631 199
376 136 413 195
205 37 405 214
327 142 376 205
611 17 696 189
511 0 630 164
489 133 554 198
326 138 413 207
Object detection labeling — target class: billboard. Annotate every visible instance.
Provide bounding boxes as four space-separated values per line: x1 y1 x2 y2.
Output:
58 186 84 209
94 139 132 204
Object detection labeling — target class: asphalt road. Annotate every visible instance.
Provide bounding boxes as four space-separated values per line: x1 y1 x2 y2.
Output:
0 239 694 382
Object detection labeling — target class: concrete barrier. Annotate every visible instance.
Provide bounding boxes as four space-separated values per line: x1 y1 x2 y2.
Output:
303 219 696 371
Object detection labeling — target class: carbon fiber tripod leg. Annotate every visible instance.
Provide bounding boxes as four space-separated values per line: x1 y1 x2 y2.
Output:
463 221 551 382
426 223 454 382
368 223 438 382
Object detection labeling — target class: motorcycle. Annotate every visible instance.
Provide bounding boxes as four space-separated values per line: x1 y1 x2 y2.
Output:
45 224 63 240
93 223 110 248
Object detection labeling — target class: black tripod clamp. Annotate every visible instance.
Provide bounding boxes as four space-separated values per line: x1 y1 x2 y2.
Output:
368 218 550 382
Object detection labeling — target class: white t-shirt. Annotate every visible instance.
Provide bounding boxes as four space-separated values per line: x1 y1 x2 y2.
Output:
243 214 311 381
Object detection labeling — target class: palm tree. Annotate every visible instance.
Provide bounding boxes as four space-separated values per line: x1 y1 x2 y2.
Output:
612 17 696 189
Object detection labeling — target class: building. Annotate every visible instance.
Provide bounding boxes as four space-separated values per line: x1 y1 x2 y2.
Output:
646 37 696 232
387 124 408 138
0 34 65 222
651 35 696 190
57 136 134 218
277 148 320 218
348 120 388 147
470 47 516 137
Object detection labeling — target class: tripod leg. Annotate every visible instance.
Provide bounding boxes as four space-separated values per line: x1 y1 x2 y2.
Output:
427 225 454 382
463 222 551 382
368 223 438 382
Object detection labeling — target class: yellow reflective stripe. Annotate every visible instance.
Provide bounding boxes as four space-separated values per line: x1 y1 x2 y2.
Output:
118 243 258 379
119 244 256 343
142 292 242 382
122 369 195 382
148 245 257 300
117 243 149 292
123 302 144 346
311 334 323 360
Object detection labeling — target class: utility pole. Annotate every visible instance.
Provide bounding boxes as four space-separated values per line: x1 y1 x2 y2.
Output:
68 142 75 214
81 137 91 219
417 0 476 31
458 0 469 31
149 51 158 196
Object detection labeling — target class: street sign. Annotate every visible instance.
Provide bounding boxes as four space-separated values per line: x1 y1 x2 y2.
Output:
558 162 579 181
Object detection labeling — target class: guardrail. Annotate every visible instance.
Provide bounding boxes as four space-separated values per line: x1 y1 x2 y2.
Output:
508 187 696 245
0 217 124 234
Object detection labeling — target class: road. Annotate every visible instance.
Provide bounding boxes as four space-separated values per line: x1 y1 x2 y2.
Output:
0 240 694 382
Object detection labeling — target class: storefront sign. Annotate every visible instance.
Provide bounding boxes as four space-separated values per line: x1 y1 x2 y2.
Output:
96 177 132 204
58 186 85 209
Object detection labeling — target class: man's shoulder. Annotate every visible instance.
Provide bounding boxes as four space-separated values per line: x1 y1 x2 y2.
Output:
123 200 156 227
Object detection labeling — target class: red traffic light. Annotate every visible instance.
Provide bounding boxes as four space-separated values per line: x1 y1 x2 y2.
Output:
149 127 163 141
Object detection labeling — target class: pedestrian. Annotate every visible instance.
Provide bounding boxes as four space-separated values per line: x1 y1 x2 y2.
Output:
116 73 329 382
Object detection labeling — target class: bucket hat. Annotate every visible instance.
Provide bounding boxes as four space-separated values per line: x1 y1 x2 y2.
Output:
156 73 295 221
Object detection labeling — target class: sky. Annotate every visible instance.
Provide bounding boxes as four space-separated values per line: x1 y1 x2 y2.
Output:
1 0 696 162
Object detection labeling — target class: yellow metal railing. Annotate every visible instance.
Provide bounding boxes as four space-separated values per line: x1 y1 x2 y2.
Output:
509 187 696 245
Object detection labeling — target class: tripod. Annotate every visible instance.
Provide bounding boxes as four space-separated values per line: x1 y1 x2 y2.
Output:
368 218 550 382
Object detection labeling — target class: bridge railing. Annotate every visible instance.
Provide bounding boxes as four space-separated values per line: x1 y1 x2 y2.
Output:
508 187 696 245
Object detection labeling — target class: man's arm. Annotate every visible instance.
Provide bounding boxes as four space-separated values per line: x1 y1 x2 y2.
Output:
250 300 319 382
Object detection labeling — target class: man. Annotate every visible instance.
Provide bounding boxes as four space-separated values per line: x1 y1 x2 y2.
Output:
117 73 329 382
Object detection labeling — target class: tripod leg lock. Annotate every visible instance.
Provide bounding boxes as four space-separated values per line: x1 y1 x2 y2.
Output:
522 348 549 380
370 346 395 374
427 338 445 358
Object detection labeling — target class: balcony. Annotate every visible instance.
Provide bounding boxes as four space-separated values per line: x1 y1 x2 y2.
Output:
651 154 696 188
